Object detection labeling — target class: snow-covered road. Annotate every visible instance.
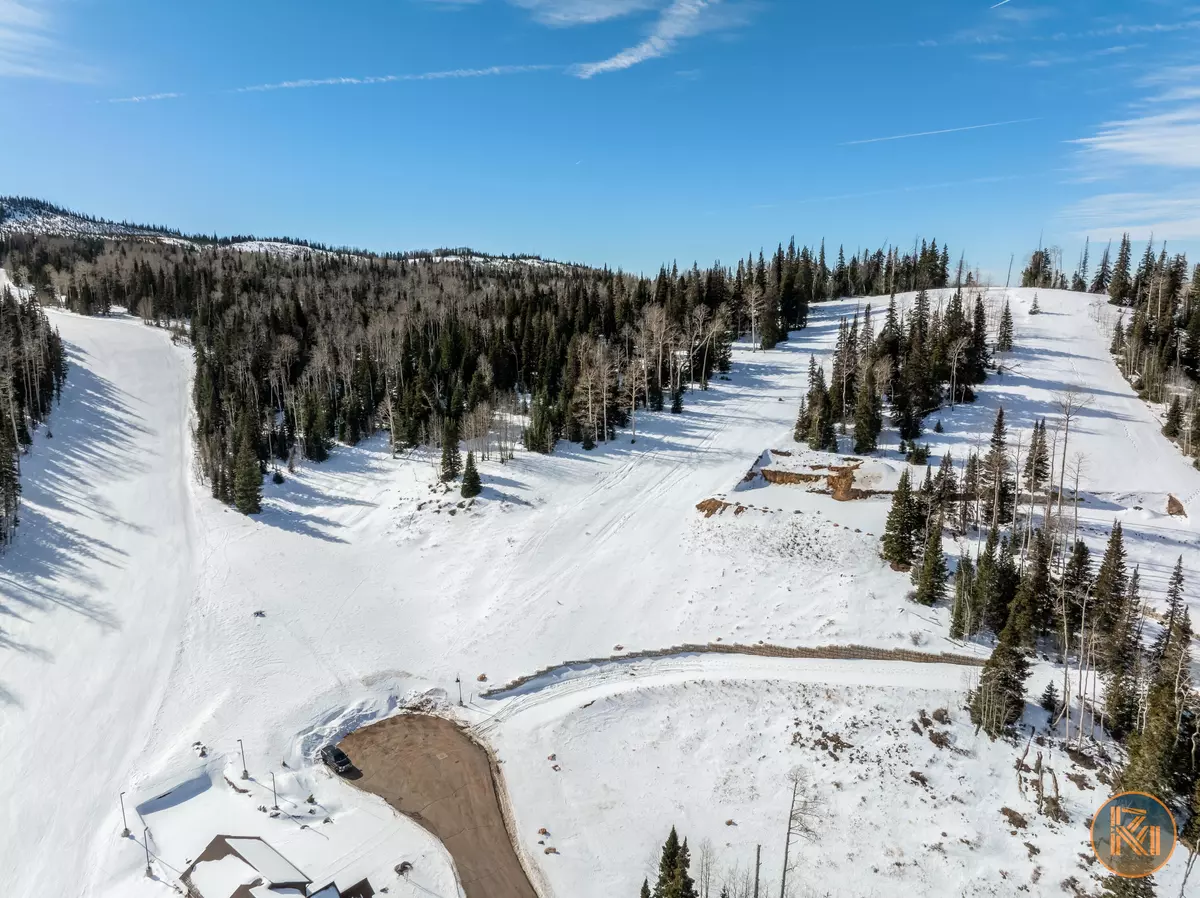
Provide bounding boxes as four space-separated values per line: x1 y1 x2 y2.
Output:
0 311 197 898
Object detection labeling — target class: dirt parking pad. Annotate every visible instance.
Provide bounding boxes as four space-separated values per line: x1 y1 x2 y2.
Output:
342 714 537 898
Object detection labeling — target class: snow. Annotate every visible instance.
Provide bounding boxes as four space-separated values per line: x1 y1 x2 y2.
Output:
0 279 1195 898
222 837 310 886
190 854 260 898
485 656 1098 897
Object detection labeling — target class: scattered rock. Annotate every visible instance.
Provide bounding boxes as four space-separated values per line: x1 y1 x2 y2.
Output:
476 673 488 682
931 708 950 725
1167 494 1185 516
1066 773 1093 791
909 771 929 787
1001 807 1028 830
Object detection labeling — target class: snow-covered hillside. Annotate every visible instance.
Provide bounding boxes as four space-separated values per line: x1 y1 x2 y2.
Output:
0 282 1195 897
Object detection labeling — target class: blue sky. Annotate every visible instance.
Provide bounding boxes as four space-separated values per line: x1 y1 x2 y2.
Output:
1 0 1198 279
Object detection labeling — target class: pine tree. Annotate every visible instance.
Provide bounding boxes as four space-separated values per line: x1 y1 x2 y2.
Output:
950 554 977 640
912 516 948 606
793 399 810 444
882 468 917 568
1029 293 1041 315
653 827 681 898
1121 610 1192 798
971 599 1032 738
1152 556 1186 667
1104 568 1142 741
1109 233 1133 305
1093 522 1128 639
440 417 462 481
1090 242 1113 294
1039 681 1059 716
997 301 1014 352
461 451 482 498
641 880 651 898
1022 419 1049 495
1163 395 1183 438
1110 313 1125 356
233 419 263 515
852 361 882 454
981 407 1013 529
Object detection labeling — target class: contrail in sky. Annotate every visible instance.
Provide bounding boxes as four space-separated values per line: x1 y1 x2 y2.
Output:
843 117 1039 145
990 0 1012 8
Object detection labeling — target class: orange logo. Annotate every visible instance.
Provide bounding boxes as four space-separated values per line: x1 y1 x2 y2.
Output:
1091 792 1176 878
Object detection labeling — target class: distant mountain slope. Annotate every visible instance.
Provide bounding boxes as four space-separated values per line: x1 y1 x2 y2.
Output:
0 196 569 265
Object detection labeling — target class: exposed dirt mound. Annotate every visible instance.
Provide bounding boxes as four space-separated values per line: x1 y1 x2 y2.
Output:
760 469 823 485
1167 494 1186 516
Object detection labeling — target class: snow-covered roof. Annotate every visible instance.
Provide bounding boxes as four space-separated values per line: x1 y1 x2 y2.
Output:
224 837 310 886
307 886 341 898
249 886 305 898
189 854 260 898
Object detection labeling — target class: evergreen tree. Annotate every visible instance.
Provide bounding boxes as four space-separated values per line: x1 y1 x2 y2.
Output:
1121 609 1193 799
233 419 263 515
1109 233 1133 304
981 407 1013 529
1039 681 1059 716
997 301 1014 352
1029 293 1041 314
971 600 1032 737
912 516 948 606
1094 522 1129 639
641 880 651 898
882 468 917 568
852 361 882 454
1110 313 1125 356
1163 395 1183 438
950 553 977 640
1152 556 1186 667
653 827 681 897
793 399 810 444
461 451 482 498
440 418 463 481
1090 242 1113 294
1022 419 1050 495
1104 568 1142 741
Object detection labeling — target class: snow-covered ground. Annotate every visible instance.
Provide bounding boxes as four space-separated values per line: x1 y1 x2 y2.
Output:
0 281 1196 897
485 654 1105 898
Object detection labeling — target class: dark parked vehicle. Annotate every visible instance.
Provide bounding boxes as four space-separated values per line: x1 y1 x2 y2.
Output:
320 744 353 774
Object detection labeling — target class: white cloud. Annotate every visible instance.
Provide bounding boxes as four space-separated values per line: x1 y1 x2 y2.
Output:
1072 66 1200 169
572 0 727 78
0 0 52 78
236 64 556 93
108 92 183 103
1062 190 1200 242
509 0 658 26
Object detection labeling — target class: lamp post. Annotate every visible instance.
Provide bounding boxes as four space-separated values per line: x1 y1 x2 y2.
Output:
143 827 152 878
238 739 248 780
455 675 463 707
119 791 130 838
271 772 279 811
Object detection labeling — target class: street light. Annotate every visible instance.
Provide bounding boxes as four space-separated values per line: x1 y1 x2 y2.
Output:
119 791 130 838
455 675 463 707
271 772 279 811
238 739 248 780
143 827 152 878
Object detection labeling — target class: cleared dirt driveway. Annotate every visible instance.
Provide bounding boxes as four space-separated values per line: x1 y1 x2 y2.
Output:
342 714 538 898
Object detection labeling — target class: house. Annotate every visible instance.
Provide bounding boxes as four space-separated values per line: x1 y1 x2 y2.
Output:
181 836 373 898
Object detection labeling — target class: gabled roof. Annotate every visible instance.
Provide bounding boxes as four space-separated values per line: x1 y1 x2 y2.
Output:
223 837 310 886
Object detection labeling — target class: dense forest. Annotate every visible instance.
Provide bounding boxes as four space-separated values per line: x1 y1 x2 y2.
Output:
0 282 68 546
1 231 952 512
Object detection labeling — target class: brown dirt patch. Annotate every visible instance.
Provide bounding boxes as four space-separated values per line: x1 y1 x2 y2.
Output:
696 498 732 517
342 715 537 898
1167 494 1186 516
